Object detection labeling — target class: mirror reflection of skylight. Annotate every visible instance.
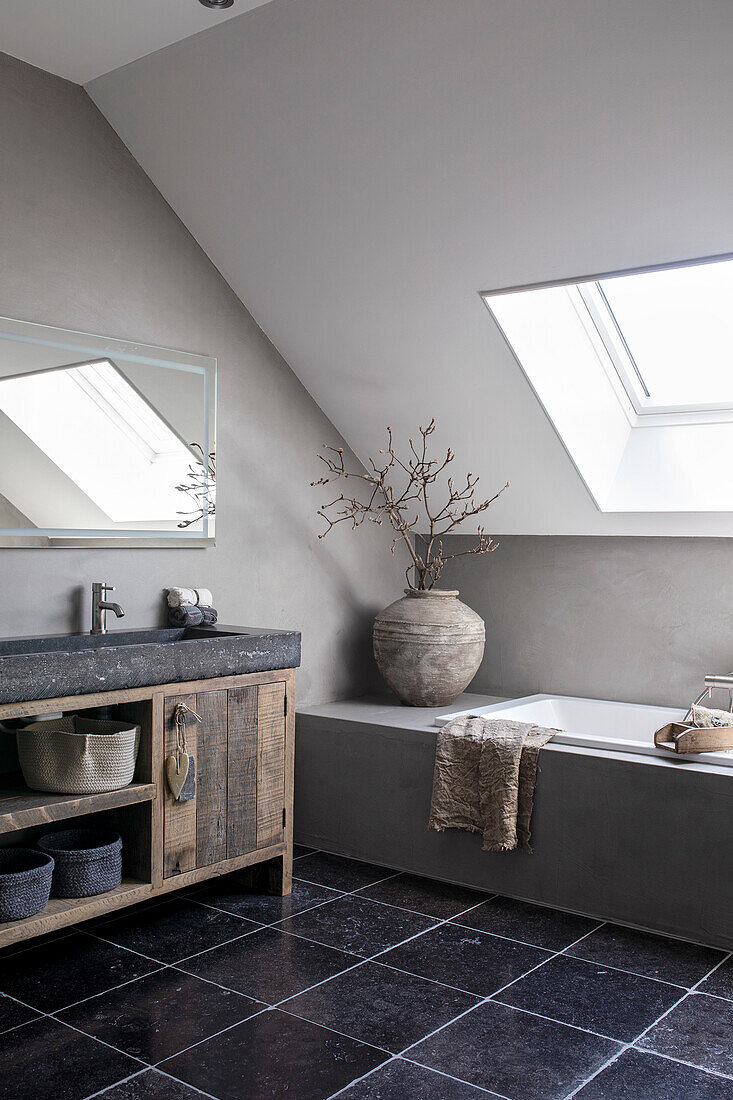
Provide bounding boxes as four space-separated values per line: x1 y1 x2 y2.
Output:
598 259 733 410
0 360 198 523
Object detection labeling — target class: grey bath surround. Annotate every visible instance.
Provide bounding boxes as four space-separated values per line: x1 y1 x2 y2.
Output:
0 625 301 704
295 695 733 952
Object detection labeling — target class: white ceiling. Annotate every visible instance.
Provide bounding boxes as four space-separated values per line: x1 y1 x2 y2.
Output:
88 0 733 535
0 0 269 84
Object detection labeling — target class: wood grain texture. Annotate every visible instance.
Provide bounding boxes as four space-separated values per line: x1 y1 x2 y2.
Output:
0 879 153 949
195 689 228 867
0 784 155 834
150 692 165 887
0 667 296 946
163 693 198 878
226 685 258 858
282 669 296 894
158 842 286 894
256 681 286 850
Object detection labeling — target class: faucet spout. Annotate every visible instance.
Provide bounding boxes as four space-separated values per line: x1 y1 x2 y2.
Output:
91 583 125 635
99 602 125 619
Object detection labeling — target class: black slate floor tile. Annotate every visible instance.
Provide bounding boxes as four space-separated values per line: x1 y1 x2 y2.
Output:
92 897 258 964
0 1016 138 1100
294 844 316 858
161 1008 388 1100
699 956 733 1002
568 923 726 985
409 1000 621 1100
496 953 684 1041
192 875 343 923
293 851 395 891
0 992 40 1034
277 894 436 956
379 921 550 996
574 1048 733 1099
284 960 479 1052
58 967 262 1063
0 931 159 1013
357 873 489 919
638 992 733 1076
454 894 600 951
95 1070 208 1098
178 926 357 1003
341 1058 489 1097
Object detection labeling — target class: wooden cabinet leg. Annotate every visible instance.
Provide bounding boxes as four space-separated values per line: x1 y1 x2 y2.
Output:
236 853 291 895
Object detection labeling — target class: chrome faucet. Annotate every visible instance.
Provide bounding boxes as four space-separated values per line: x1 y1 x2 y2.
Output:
91 582 125 635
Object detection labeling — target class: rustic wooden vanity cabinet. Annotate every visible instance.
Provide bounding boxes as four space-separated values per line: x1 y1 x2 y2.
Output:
0 666 296 948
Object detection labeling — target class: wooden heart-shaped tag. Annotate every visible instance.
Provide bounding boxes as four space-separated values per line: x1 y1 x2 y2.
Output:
166 752 189 800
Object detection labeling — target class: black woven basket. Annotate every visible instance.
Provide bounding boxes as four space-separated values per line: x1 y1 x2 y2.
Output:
38 828 122 899
0 848 54 921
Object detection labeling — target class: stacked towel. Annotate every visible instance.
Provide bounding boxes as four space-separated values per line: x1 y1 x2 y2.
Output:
166 586 218 628
169 604 218 628
167 587 213 609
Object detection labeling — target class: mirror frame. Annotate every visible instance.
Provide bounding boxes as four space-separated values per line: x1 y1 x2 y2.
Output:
0 316 216 548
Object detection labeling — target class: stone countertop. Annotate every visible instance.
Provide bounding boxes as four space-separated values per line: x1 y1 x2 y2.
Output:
0 624 301 705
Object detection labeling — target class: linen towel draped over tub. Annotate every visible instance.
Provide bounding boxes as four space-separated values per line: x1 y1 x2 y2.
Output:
428 716 557 852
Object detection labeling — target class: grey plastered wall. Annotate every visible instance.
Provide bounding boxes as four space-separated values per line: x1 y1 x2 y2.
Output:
0 53 402 704
295 712 733 949
439 535 733 710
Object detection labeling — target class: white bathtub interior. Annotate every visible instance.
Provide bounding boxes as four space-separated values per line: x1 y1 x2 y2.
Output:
435 694 733 768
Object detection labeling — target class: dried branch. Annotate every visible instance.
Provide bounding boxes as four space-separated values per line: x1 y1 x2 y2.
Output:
312 421 508 589
175 443 216 529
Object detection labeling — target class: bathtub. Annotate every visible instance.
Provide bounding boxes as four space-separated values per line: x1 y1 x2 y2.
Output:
435 694 733 768
296 692 733 949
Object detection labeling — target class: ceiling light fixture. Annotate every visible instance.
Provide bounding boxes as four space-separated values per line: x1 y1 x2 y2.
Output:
198 0 234 8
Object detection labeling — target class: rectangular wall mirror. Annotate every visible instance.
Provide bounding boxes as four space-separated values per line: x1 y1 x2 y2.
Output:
0 317 216 547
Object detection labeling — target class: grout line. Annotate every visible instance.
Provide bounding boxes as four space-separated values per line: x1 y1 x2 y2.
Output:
154 1006 272 1068
561 949 733 1098
49 963 169 1016
632 1045 733 1082
275 1005 395 1057
51 1014 151 1068
189 891 345 926
394 920 624 1074
399 1056 512 1099
325 1053 506 1099
485 998 626 1044
293 870 402 891
152 1066 223 1099
83 1067 150 1100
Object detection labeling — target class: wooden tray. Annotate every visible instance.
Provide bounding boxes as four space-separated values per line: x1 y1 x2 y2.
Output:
654 722 733 755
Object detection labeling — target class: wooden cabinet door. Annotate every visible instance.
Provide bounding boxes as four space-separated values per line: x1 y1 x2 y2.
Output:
163 681 287 878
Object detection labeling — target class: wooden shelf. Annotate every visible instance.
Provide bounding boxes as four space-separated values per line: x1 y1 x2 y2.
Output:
0 878 154 949
0 783 156 834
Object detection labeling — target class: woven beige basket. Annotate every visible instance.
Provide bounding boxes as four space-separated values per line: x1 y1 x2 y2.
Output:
17 717 141 795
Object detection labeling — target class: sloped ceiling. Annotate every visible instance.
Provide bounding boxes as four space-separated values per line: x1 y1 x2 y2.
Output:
88 0 733 535
0 0 268 83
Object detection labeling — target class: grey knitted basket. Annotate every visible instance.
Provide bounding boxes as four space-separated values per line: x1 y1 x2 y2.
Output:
0 848 54 921
17 717 140 795
38 829 122 898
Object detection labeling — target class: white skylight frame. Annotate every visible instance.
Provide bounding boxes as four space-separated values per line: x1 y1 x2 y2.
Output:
481 251 733 515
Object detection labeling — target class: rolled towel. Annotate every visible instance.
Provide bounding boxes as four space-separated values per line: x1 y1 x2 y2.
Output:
167 587 213 609
169 604 219 628
169 603 204 627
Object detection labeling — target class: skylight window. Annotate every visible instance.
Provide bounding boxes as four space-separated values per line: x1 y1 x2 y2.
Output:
481 253 733 514
0 359 196 523
596 260 733 411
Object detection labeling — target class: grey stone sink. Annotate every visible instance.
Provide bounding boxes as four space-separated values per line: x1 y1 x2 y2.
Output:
0 625 301 705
